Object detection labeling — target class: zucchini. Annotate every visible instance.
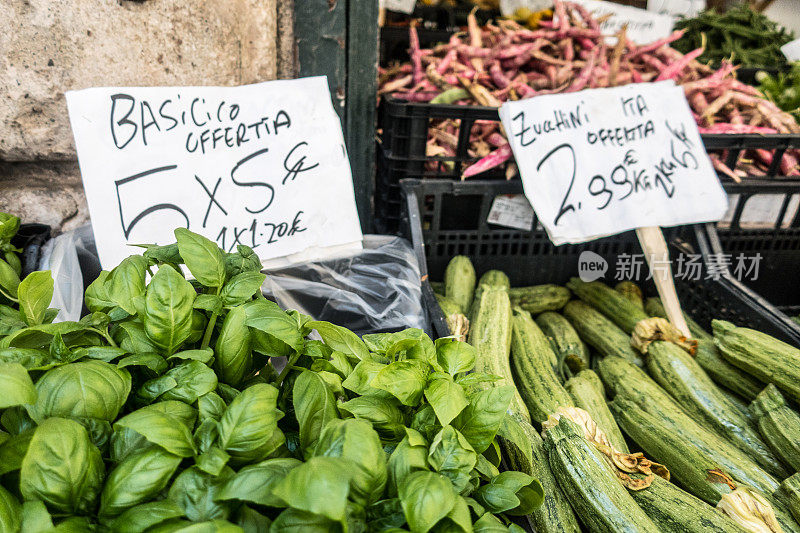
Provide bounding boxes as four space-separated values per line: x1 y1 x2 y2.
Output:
564 370 628 453
750 384 800 472
694 340 764 402
598 357 781 501
510 308 574 423
498 415 581 533
477 270 510 289
507 284 570 315
430 281 445 296
630 474 748 533
610 395 780 506
444 255 476 313
713 320 800 403
644 297 712 341
562 300 643 367
645 341 787 479
435 294 470 341
775 473 800 525
543 417 661 533
566 278 649 333
536 311 590 378
615 281 644 309
435 293 462 317
468 286 530 420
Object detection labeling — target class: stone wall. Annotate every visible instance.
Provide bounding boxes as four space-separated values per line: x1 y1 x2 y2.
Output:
1 0 294 232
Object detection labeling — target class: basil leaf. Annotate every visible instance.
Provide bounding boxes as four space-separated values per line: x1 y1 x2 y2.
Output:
85 271 115 313
424 378 469 427
195 446 230 476
114 320 161 354
159 361 218 404
193 294 223 314
304 340 333 359
428 426 477 493
20 500 53 533
143 242 183 265
18 271 54 326
72 345 127 363
99 447 182 517
0 347 48 370
0 485 20 533
435 338 476 376
366 498 406 531
453 386 514 453
339 395 406 442
314 418 387 507
220 271 266 307
270 507 339 532
136 375 179 404
143 265 196 355
223 246 262 279
107 256 147 315
169 348 214 364
473 471 543 516
117 352 168 374
0 259 20 299
216 457 301 507
217 383 283 465
387 431 429 498
294 370 339 455
0 362 36 408
309 320 369 360
472 511 510 532
1 406 34 435
342 360 387 396
0 428 32 475
237 505 272 533
111 500 185 533
175 228 226 288
0 306 27 336
399 471 456 533
214 306 251 387
114 403 197 457
20 417 105 514
30 360 131 422
371 361 428 406
244 300 303 353
168 465 235 522
272 456 353 522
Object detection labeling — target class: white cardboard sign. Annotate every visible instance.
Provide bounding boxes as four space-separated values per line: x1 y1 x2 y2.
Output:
782 39 800 62
66 76 363 269
568 0 675 45
380 0 416 14
498 81 728 245
646 0 704 18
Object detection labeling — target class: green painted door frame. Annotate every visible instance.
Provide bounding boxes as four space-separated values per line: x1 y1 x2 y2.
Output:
295 0 379 232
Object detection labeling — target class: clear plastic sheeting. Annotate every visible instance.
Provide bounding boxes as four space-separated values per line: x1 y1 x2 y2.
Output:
262 235 426 335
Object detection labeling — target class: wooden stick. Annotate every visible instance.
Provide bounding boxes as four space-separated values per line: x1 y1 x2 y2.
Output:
636 226 691 338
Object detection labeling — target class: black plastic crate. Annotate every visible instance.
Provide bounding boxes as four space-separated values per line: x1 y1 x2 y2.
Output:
376 96 800 232
13 223 51 277
401 178 800 345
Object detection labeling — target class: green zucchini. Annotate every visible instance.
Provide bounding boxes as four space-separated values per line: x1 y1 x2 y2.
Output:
615 281 644 309
536 311 590 378
609 395 780 506
498 415 581 533
774 473 800 525
468 286 529 420
543 417 661 533
566 278 649 333
507 284 570 315
444 255 476 313
477 270 510 289
750 384 800 472
694 339 764 402
510 307 574 423
644 297 712 341
435 293 463 317
713 320 800 403
598 357 781 502
645 341 787 479
562 301 643 367
564 370 628 453
629 475 748 533
430 281 445 296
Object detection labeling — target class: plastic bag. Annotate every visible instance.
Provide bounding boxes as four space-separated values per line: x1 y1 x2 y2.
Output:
38 225 101 322
262 235 427 335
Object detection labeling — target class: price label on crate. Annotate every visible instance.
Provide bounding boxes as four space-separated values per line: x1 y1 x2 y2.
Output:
487 194 535 231
568 0 675 44
498 81 728 245
66 76 363 269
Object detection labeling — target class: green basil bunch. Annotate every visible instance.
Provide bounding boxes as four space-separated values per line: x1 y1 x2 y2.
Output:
0 213 26 311
0 227 542 532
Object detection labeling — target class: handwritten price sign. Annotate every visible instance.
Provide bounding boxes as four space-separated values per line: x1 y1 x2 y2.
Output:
499 81 727 245
66 77 362 269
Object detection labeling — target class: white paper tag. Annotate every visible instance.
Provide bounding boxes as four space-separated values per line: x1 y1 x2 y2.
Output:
646 0 704 18
782 39 800 62
487 194 536 231
499 81 728 245
380 0 416 14
66 76 363 269
568 0 675 45
499 0 553 16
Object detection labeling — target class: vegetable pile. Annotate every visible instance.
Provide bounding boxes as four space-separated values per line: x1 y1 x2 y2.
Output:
0 225 545 532
378 0 800 179
756 64 800 122
434 256 800 532
673 6 794 69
